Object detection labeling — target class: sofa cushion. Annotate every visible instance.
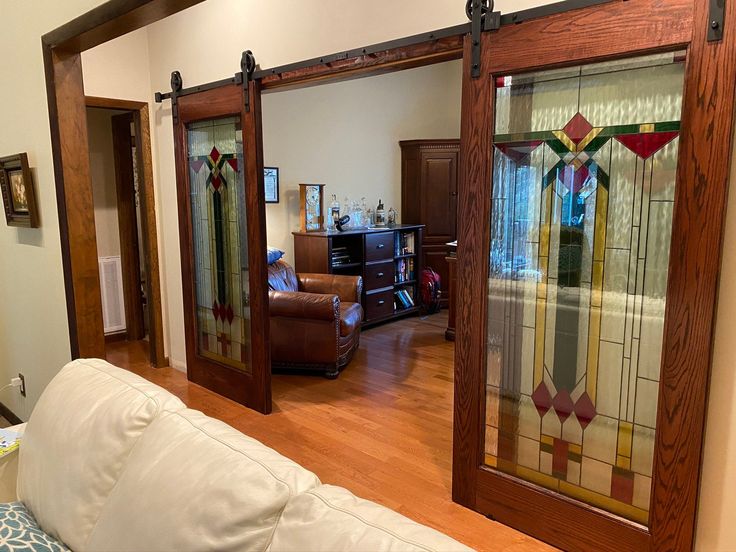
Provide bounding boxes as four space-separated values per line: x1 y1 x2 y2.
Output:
86 409 321 552
0 502 69 551
17 359 185 552
268 485 472 551
340 302 363 337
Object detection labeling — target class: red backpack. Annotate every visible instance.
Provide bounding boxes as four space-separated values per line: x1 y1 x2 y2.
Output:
420 267 442 314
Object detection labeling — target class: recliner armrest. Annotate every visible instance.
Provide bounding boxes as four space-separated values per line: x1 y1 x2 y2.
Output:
297 274 363 304
269 290 339 321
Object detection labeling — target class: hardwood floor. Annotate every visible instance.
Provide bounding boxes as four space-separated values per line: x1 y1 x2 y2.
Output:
106 312 551 551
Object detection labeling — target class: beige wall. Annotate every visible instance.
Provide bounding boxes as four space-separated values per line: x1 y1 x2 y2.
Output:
1 0 736 548
0 0 105 420
262 60 462 263
87 108 122 258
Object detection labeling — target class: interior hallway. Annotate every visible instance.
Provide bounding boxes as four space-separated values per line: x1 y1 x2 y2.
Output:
106 312 551 552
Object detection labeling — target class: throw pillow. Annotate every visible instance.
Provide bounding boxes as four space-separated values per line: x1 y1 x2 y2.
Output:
0 502 69 551
267 246 285 265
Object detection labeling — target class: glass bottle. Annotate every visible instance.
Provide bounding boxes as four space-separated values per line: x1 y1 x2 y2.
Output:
375 199 386 227
330 194 340 231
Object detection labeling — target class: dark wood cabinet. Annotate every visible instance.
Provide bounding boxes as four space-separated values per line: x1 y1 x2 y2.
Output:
400 139 459 307
293 224 424 326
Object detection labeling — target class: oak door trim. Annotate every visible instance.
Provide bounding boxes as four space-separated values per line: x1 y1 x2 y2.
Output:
111 111 145 341
43 0 204 363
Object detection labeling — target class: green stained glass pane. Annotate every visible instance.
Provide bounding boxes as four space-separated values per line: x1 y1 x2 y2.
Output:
485 52 685 525
187 117 251 374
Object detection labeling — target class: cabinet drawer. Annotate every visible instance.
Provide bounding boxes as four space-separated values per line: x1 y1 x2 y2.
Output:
365 232 394 262
364 288 394 321
364 261 395 291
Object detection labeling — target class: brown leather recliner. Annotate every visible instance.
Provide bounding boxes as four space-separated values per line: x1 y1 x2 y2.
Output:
267 259 363 378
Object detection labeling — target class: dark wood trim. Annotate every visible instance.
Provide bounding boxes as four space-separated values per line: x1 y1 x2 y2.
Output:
45 47 105 360
86 96 146 110
111 111 146 341
260 34 463 92
483 0 692 76
133 105 168 368
651 0 736 548
453 33 492 510
0 402 23 426
453 0 736 550
43 43 79 359
105 331 128 344
173 83 271 413
42 0 205 52
86 97 168 368
43 0 205 366
243 78 272 413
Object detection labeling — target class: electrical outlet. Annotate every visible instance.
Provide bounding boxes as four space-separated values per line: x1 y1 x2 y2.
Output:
18 374 25 397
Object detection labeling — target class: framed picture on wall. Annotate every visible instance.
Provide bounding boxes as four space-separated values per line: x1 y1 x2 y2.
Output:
264 167 279 203
0 153 39 228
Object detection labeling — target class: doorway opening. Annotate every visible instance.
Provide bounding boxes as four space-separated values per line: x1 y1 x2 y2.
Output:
85 96 167 368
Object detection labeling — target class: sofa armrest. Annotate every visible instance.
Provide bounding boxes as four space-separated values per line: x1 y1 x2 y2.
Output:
269 290 339 321
297 274 363 304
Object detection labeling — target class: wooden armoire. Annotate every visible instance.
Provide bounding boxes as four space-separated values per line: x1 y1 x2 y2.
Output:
400 139 459 307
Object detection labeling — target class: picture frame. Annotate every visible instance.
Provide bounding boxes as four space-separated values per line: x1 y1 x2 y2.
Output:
264 166 279 203
0 153 39 228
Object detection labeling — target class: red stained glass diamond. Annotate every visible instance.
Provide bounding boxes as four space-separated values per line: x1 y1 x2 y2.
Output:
212 300 222 321
209 147 220 163
225 304 234 324
574 391 597 429
531 382 553 418
563 112 594 145
552 390 574 423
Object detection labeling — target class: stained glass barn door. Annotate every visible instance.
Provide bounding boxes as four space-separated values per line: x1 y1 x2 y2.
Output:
452 1 736 550
174 83 271 414
485 52 684 526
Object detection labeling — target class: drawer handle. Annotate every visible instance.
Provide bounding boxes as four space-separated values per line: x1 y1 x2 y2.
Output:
377 300 385 306
377 272 384 277
377 243 385 249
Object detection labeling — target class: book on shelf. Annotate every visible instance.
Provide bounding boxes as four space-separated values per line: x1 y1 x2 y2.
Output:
394 288 415 309
394 231 415 256
395 257 416 283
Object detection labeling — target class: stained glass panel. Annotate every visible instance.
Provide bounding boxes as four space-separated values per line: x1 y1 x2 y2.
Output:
484 52 685 524
188 117 252 374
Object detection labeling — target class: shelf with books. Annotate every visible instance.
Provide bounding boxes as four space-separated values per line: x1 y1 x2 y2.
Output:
394 256 416 284
394 230 416 257
393 285 416 311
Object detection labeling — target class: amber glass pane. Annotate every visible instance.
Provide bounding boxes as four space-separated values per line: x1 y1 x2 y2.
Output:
484 52 685 524
188 117 252 374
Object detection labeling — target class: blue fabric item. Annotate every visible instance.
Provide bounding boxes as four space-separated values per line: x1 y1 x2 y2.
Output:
0 502 69 551
267 247 285 265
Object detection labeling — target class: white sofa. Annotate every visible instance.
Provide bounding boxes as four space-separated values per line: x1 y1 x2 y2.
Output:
1 359 471 552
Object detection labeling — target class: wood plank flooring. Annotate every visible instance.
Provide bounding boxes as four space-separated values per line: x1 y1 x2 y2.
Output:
106 312 551 552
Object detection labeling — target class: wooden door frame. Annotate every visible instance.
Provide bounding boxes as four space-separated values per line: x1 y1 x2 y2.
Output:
42 0 205 362
453 1 736 550
172 82 272 413
85 96 167 364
